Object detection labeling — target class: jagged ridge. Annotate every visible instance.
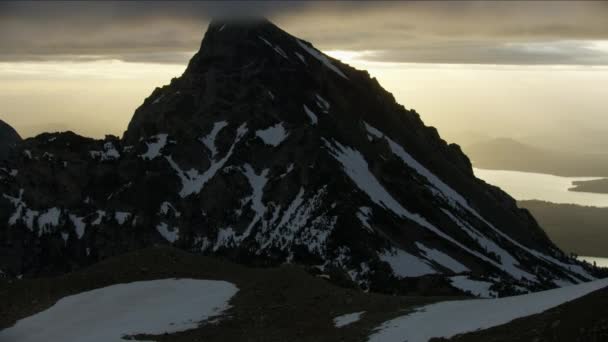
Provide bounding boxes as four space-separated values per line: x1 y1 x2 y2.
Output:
0 19 598 296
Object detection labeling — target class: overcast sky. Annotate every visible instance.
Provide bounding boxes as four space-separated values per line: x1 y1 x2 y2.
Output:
2 1 608 65
1 1 608 152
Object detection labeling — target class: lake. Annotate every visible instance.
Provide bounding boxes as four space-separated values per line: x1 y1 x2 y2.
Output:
473 168 608 207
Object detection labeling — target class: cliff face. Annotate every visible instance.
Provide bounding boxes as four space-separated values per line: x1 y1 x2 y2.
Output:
0 20 597 296
0 119 21 160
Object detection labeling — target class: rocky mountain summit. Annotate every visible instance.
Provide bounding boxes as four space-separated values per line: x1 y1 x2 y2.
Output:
0 19 598 296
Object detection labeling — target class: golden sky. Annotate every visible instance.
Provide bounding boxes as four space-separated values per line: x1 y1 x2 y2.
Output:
1 1 608 151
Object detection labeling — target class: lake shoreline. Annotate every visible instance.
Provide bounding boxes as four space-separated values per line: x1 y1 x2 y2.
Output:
474 168 608 207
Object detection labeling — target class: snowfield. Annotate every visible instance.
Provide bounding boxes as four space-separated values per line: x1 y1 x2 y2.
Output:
368 277 608 342
0 279 238 342
334 311 365 328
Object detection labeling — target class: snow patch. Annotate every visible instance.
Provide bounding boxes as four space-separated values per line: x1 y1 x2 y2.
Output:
378 248 436 278
334 311 365 328
0 279 238 342
450 275 496 298
255 123 289 147
91 210 105 225
368 278 608 342
68 214 86 239
37 208 61 236
114 212 131 225
141 134 168 160
296 39 348 79
159 201 181 218
168 123 248 198
416 242 469 273
156 222 179 243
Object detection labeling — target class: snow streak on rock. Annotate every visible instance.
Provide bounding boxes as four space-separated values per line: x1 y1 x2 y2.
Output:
240 164 270 240
254 186 334 258
356 206 373 232
449 275 496 298
258 36 289 59
114 212 131 225
416 242 469 273
141 134 168 160
200 121 228 159
303 105 318 125
315 94 330 112
91 210 105 225
334 311 365 328
159 201 181 218
378 247 436 278
156 222 179 243
168 123 248 198
296 39 348 79
324 138 537 282
68 214 86 239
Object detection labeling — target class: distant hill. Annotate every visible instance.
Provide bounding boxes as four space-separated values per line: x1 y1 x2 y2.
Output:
520 200 608 258
570 178 608 194
465 137 608 177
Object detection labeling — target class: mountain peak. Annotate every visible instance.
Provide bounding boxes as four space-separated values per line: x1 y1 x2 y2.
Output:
194 18 289 55
2 18 600 298
207 17 274 32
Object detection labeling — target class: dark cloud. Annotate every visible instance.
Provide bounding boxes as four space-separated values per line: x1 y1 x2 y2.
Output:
1 1 608 65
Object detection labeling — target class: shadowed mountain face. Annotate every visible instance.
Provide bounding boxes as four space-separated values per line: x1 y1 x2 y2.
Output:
0 19 598 296
0 120 21 160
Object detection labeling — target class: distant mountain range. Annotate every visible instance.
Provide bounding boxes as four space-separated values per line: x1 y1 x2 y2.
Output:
464 137 608 177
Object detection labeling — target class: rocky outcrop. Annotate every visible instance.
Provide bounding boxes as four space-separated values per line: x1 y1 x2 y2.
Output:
0 120 21 160
0 19 598 296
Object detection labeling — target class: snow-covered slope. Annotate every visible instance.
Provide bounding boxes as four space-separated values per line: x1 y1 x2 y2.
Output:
368 277 608 342
0 19 599 296
0 279 237 342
